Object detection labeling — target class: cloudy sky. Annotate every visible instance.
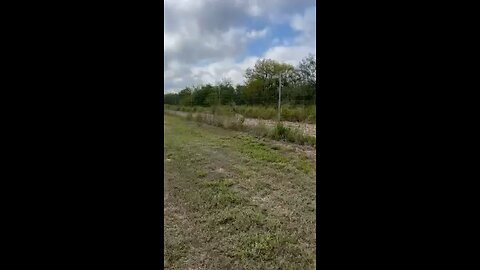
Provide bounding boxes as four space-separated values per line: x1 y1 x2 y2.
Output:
164 0 316 93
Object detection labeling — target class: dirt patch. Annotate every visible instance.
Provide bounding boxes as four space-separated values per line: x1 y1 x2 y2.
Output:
243 117 316 137
165 110 316 137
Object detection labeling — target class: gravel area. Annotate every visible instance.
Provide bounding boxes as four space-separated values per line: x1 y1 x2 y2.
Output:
165 110 316 137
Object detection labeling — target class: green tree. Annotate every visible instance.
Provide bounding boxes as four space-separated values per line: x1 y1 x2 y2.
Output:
244 59 294 105
178 87 193 106
164 93 180 105
216 79 235 105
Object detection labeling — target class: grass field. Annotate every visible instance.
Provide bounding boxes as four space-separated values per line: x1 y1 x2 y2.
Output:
164 104 316 124
164 114 316 269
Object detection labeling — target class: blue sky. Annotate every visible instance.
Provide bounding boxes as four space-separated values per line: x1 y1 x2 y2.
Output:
164 0 316 93
246 24 297 56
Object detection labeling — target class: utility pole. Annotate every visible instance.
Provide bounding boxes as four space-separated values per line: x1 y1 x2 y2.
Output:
277 73 282 122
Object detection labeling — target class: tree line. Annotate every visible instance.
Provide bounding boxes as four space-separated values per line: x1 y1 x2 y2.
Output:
164 54 316 106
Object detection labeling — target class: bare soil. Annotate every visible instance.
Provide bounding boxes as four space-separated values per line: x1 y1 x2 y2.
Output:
165 110 316 137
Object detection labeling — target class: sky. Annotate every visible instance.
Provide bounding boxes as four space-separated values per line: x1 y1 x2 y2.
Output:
164 0 316 93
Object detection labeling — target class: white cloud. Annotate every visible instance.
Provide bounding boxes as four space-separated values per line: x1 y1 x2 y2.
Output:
264 46 315 65
290 6 316 46
246 28 269 39
164 0 316 93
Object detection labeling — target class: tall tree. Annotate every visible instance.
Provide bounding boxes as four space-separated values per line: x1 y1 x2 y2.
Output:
244 59 294 105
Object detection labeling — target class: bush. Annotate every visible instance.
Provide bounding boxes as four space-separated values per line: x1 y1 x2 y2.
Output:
269 123 289 140
266 123 315 147
167 105 316 147
250 123 269 138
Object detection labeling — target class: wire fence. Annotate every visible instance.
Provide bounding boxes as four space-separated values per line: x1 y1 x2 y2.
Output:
164 78 317 145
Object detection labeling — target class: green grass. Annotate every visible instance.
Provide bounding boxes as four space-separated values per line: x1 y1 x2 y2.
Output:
268 123 316 146
164 104 316 123
164 114 316 270
165 110 316 147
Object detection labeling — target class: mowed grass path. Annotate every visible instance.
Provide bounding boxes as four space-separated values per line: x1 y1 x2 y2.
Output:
164 114 316 270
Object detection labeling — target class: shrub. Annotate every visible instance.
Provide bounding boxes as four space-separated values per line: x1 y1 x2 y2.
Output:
269 123 289 140
168 105 315 147
250 123 270 138
266 123 316 147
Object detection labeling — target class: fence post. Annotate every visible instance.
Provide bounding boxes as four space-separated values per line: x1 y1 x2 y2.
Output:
278 73 282 122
